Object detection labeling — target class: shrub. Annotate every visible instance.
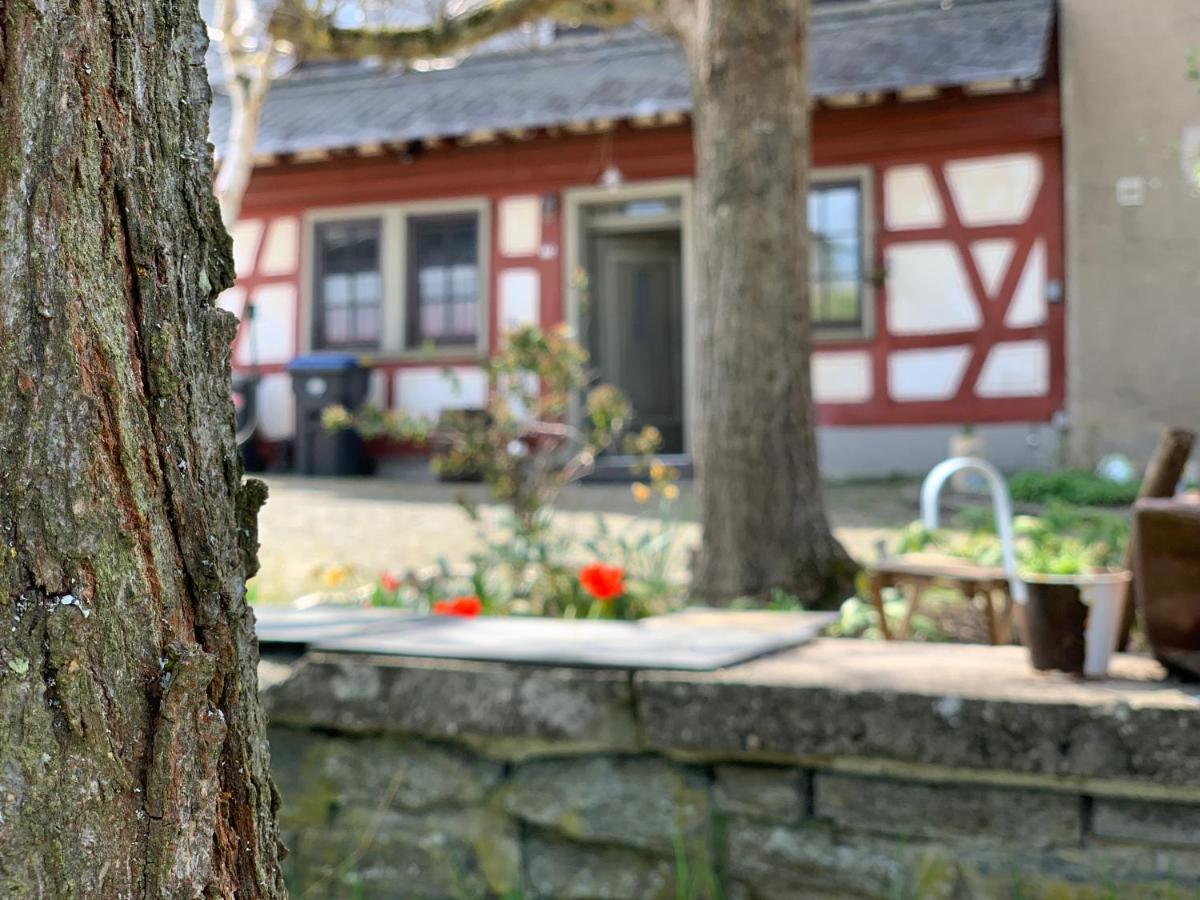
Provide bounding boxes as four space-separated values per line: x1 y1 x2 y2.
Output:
1007 468 1139 507
330 325 688 620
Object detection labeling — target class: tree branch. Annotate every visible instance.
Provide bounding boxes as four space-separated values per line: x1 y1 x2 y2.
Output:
271 0 640 62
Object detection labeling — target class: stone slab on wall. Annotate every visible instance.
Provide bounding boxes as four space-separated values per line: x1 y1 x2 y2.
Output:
263 640 1200 899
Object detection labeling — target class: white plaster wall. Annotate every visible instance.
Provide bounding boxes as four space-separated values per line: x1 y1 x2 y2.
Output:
259 216 300 276
812 352 873 403
970 239 1017 299
367 369 389 409
498 268 541 332
976 340 1049 398
217 285 246 318
1004 239 1048 327
395 367 487 419
235 283 296 366
945 153 1042 227
231 219 263 277
884 165 945 230
499 196 542 257
885 242 982 335
888 346 972 401
256 373 296 440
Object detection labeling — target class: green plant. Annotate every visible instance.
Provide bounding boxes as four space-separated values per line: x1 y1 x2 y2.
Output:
891 501 1129 578
325 325 696 620
1007 468 1139 507
583 464 687 617
1013 502 1128 576
429 409 491 481
830 593 946 641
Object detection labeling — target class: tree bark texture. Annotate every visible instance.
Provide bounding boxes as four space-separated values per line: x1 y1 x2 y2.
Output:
0 0 284 895
686 0 857 607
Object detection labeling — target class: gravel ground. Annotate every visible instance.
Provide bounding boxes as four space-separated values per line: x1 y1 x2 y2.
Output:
250 471 918 605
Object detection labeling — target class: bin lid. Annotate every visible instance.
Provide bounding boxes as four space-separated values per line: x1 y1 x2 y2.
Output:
287 353 361 372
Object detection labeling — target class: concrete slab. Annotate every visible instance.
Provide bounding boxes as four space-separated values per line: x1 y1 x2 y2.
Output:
253 605 419 645
309 610 837 671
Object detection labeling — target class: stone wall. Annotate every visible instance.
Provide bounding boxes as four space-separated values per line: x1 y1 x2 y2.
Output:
261 641 1200 899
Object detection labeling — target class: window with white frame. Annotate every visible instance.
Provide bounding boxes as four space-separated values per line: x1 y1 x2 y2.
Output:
312 219 383 349
406 213 480 348
309 203 487 355
808 180 866 331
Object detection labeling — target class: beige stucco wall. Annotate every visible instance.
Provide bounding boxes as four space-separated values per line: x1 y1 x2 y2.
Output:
1060 0 1200 466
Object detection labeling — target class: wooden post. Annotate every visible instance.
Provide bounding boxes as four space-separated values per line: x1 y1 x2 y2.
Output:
1117 428 1196 650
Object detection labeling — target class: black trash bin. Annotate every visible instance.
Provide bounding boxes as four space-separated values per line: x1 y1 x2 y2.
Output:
288 353 372 476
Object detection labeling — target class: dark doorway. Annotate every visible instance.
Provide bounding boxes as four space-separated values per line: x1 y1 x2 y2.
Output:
587 229 685 454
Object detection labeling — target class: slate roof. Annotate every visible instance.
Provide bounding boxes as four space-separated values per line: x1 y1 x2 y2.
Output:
209 0 1055 157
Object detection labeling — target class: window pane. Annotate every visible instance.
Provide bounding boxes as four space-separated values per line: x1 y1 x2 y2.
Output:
828 239 860 281
421 302 446 337
809 182 863 328
450 263 478 302
325 308 350 344
822 187 859 237
810 283 828 321
453 301 476 335
420 266 448 303
409 213 479 346
355 306 379 342
315 218 381 348
825 282 860 321
354 271 381 303
323 274 351 308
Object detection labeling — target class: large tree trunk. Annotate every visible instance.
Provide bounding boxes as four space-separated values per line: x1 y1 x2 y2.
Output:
0 0 284 895
686 0 857 607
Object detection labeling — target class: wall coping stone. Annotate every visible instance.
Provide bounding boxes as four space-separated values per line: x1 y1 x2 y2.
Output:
262 638 1200 795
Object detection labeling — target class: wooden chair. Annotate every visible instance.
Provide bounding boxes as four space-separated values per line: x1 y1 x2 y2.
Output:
866 552 1015 645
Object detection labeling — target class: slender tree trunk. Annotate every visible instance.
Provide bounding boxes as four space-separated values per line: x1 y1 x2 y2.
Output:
215 68 272 228
0 0 284 894
685 0 857 607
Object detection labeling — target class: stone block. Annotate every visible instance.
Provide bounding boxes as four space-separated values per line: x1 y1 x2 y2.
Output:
814 773 1081 847
636 641 1200 787
504 756 709 854
1093 797 1200 847
713 765 806 823
525 833 676 900
723 818 906 900
283 806 519 898
265 651 640 756
268 726 503 819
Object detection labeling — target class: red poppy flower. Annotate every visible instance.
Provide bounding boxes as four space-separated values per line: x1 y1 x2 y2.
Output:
432 595 483 617
380 571 401 593
579 563 626 601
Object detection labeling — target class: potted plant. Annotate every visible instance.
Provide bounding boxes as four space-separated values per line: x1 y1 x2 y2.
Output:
1016 512 1131 677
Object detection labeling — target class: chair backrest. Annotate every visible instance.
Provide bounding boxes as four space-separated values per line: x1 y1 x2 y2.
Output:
1133 498 1200 678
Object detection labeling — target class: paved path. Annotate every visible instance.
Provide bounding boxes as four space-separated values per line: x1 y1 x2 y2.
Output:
251 473 917 605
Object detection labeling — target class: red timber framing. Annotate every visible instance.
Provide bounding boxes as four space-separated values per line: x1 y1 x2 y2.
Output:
230 79 1064 434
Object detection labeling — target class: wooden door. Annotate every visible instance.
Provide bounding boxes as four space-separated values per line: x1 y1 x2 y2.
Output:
592 231 684 453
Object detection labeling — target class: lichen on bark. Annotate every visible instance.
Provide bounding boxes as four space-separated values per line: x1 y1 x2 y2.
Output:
0 0 284 894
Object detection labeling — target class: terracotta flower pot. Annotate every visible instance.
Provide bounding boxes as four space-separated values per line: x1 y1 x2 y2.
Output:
1021 571 1131 677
